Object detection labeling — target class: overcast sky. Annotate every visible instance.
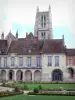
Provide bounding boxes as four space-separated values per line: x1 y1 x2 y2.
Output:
0 0 75 48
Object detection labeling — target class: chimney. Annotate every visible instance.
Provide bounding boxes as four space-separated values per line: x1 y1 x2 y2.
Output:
62 35 64 40
62 35 65 46
16 30 18 39
1 32 4 40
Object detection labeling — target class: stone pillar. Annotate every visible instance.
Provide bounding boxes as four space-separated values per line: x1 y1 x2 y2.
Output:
32 71 34 82
23 70 25 82
13 70 16 81
63 69 69 82
6 70 9 81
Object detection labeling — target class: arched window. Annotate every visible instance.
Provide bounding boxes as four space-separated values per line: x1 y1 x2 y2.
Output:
44 15 46 27
41 15 43 27
52 69 63 81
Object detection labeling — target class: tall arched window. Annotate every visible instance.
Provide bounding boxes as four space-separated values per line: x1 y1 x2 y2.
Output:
41 15 43 27
52 69 63 81
44 15 46 27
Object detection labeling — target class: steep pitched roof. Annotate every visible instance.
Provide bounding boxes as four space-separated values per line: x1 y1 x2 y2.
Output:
8 39 44 55
0 40 8 54
8 39 65 55
66 49 75 56
42 39 65 54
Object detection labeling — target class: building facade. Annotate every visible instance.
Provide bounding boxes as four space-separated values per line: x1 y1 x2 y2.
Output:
0 5 75 82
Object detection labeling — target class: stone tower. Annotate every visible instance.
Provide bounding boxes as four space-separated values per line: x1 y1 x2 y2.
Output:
34 5 53 40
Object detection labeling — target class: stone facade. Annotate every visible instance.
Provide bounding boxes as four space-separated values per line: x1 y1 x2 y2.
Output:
0 5 75 82
34 5 53 40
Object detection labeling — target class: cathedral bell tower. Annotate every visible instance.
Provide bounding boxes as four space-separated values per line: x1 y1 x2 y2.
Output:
34 5 53 40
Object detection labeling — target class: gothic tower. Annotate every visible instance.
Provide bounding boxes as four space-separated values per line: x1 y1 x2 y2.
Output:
34 5 53 40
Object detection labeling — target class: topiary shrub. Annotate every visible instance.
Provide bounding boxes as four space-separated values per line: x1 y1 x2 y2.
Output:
38 85 43 90
14 87 20 92
24 84 29 90
33 88 39 93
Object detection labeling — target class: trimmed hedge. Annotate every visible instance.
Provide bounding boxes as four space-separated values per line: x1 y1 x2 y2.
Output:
0 91 24 98
28 92 75 96
24 81 75 84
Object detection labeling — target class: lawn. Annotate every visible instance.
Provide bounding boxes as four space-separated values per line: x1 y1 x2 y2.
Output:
13 83 75 89
0 94 75 100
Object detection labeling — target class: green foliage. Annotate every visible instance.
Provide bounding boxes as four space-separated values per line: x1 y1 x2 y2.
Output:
38 85 43 90
24 84 29 90
14 87 20 92
28 91 75 96
33 88 39 93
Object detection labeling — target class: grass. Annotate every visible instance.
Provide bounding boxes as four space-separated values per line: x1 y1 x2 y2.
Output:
13 83 75 89
0 94 75 100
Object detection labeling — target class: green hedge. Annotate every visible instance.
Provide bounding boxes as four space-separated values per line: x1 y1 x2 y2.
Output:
0 91 24 98
23 81 75 84
28 92 75 96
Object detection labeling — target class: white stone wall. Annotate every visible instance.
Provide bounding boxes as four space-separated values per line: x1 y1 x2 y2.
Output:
41 54 69 82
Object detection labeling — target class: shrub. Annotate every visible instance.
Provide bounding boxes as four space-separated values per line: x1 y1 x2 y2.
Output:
24 84 29 90
33 88 39 93
38 85 43 90
2 82 6 86
14 87 20 92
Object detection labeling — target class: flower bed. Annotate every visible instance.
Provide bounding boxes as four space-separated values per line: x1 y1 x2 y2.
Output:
28 91 75 96
27 87 75 96
0 91 24 98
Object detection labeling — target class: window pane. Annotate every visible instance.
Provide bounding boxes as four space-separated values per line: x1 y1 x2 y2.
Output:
4 57 7 67
36 57 41 67
27 57 31 67
55 56 59 66
19 57 23 66
68 59 72 65
48 56 52 66
11 57 15 66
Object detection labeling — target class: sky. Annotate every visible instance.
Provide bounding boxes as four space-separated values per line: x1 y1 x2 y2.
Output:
0 0 75 48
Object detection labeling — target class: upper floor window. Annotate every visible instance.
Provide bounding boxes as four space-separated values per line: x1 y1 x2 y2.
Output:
19 57 23 66
41 15 46 28
27 57 31 67
4 57 7 67
36 57 41 67
68 59 72 65
55 56 59 66
41 15 43 27
48 56 52 66
11 57 15 66
44 15 46 27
